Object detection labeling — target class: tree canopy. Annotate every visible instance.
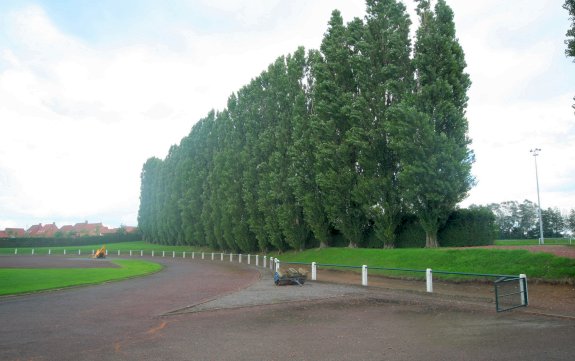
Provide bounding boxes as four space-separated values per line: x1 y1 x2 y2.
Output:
138 0 474 250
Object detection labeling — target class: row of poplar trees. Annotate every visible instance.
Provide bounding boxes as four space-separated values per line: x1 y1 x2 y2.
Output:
138 0 475 251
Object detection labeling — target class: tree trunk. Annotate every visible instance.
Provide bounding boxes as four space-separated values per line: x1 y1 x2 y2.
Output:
319 240 329 248
347 240 358 248
425 231 439 248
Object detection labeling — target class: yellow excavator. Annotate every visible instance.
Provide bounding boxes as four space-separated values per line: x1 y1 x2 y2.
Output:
93 245 106 259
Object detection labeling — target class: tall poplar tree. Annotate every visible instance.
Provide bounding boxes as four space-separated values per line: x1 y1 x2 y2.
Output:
390 0 474 247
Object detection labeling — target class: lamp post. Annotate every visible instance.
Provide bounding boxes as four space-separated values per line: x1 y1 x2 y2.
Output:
530 148 544 245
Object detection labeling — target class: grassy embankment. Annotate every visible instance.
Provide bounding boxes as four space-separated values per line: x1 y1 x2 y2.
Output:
0 259 162 296
271 247 575 283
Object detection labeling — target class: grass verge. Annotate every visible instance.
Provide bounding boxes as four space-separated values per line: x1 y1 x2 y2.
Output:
0 260 163 296
271 247 575 282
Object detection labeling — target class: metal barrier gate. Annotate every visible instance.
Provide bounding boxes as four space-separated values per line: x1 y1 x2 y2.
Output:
494 276 528 312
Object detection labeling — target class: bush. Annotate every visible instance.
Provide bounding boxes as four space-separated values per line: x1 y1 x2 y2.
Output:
0 233 142 248
438 207 496 247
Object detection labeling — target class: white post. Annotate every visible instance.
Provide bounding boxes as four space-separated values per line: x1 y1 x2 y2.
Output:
519 274 528 306
15 248 17 255
276 259 280 273
248 254 251 265
117 250 120 256
183 251 186 259
263 256 267 268
212 252 214 261
256 255 259 267
202 252 205 260
362 265 368 286
221 253 224 261
192 252 195 259
230 253 233 262
152 250 155 257
141 250 144 257
270 257 274 270
78 249 81 255
64 249 67 255
130 250 132 256
426 268 433 293
162 251 165 257
312 262 317 281
239 254 242 263
32 248 35 255
105 249 108 256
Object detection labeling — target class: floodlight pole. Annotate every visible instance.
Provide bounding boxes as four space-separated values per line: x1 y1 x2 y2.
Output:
530 148 544 245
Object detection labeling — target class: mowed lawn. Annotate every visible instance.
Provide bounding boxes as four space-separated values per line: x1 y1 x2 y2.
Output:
271 247 575 282
0 260 162 296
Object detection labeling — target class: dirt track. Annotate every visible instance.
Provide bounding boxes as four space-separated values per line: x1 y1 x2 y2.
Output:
1 256 574 360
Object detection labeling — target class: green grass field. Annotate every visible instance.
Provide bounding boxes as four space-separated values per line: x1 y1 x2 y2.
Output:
0 260 163 296
271 247 575 282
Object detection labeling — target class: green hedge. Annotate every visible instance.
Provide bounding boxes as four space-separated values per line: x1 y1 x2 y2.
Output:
0 233 142 248
395 208 495 248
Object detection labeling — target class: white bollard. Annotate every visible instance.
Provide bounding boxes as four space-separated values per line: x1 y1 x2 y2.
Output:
118 250 120 256
362 265 368 286
162 251 165 257
270 257 274 270
202 252 205 260
130 250 132 256
256 255 259 267
64 249 67 255
221 253 224 261
239 254 242 263
105 249 108 256
212 252 214 261
519 274 528 306
230 253 233 262
426 268 433 293
49 249 52 255
276 259 280 272
263 256 267 268
248 254 251 265
183 251 186 259
312 262 317 281
173 251 175 258
32 248 34 255
192 252 195 259
152 250 155 257
15 248 18 255
78 249 81 255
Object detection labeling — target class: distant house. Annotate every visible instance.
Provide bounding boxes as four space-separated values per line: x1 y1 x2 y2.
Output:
4 228 25 238
1 221 137 238
72 221 109 237
27 223 59 237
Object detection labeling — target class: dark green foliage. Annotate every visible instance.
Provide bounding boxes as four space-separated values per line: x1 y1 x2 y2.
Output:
0 233 142 248
438 208 496 247
137 0 476 251
395 214 426 248
565 0 575 59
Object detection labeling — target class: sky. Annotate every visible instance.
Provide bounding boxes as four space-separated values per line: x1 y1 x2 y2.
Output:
0 0 573 230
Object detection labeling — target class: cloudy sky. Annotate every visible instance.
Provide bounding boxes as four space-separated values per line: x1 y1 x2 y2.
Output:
0 0 573 230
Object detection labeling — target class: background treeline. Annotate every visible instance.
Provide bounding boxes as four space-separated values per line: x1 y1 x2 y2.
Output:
138 0 480 251
486 200 575 239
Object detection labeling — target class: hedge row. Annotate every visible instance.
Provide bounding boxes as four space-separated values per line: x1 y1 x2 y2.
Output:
0 233 142 248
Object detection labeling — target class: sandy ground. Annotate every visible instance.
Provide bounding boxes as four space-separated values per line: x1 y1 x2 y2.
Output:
1 255 574 360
